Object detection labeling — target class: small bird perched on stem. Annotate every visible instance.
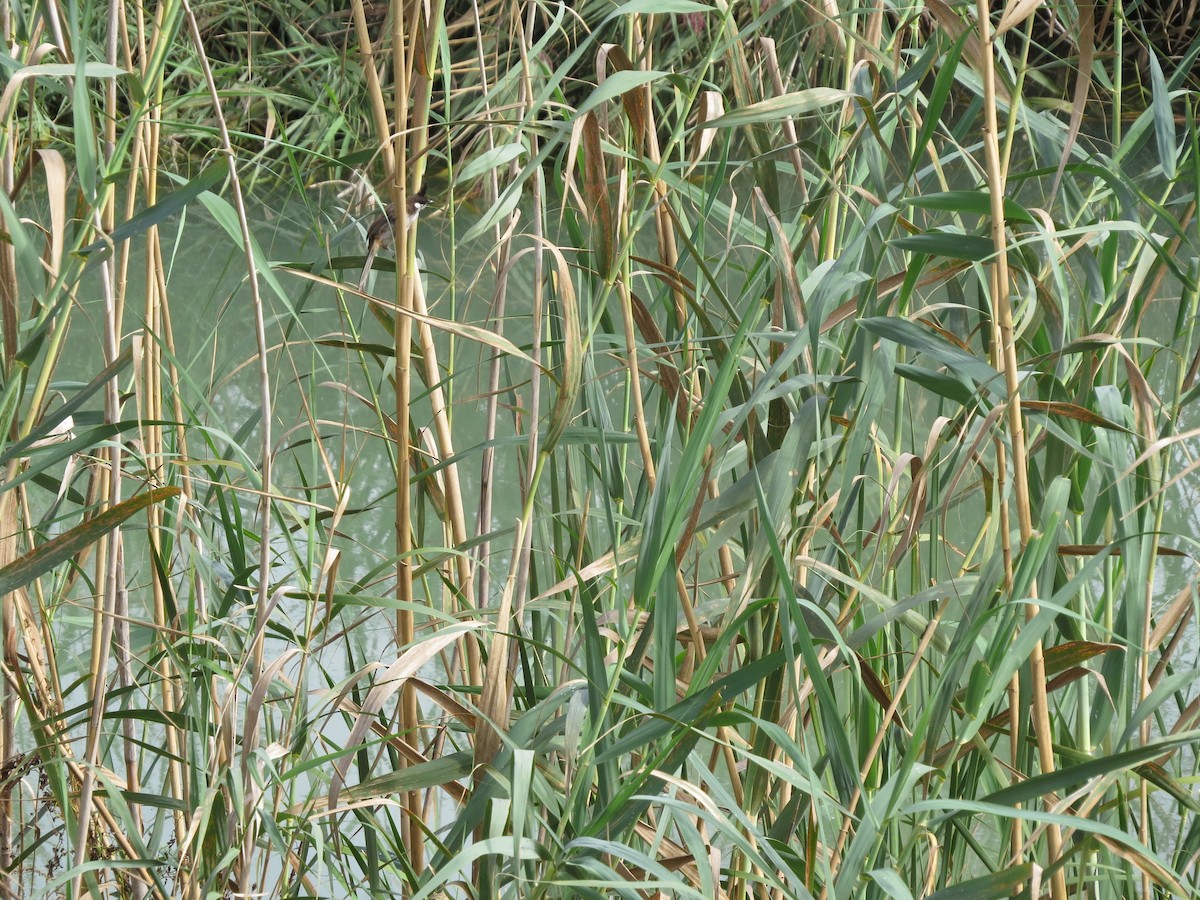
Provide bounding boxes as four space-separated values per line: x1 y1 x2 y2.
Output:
357 193 431 291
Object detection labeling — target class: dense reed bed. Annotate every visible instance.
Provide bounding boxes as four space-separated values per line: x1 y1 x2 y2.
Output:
2 0 1199 896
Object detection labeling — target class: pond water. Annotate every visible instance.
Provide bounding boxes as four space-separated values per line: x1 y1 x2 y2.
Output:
57 187 538 649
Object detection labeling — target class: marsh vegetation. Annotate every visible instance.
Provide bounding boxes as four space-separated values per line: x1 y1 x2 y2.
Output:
2 0 1200 897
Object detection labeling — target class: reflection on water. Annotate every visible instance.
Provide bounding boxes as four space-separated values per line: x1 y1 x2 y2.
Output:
63 190 532 657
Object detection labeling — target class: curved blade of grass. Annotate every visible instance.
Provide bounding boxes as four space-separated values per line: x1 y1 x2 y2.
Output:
983 732 1200 809
907 30 968 182
0 345 134 466
924 864 1035 900
1148 52 1177 181
77 160 230 263
859 315 1003 395
706 88 851 129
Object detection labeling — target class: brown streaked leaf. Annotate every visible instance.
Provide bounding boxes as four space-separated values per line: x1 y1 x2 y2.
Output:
563 114 588 223
631 255 698 294
629 289 691 427
1021 399 1130 432
597 44 648 149
879 261 971 300
0 486 180 595
635 778 732 897
1091 833 1188 896
856 652 907 731
581 112 614 275
1149 584 1195 649
412 677 476 729
1137 761 1200 813
1043 640 1123 676
1057 544 1187 558
934 649 1122 767
821 299 859 333
917 315 974 353
674 455 717 568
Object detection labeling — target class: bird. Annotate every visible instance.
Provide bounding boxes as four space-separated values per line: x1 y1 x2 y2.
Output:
357 192 431 291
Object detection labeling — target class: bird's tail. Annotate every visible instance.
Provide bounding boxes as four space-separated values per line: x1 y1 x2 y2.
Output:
357 245 378 292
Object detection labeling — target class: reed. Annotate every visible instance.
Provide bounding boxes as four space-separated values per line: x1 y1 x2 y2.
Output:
1 1 1198 897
